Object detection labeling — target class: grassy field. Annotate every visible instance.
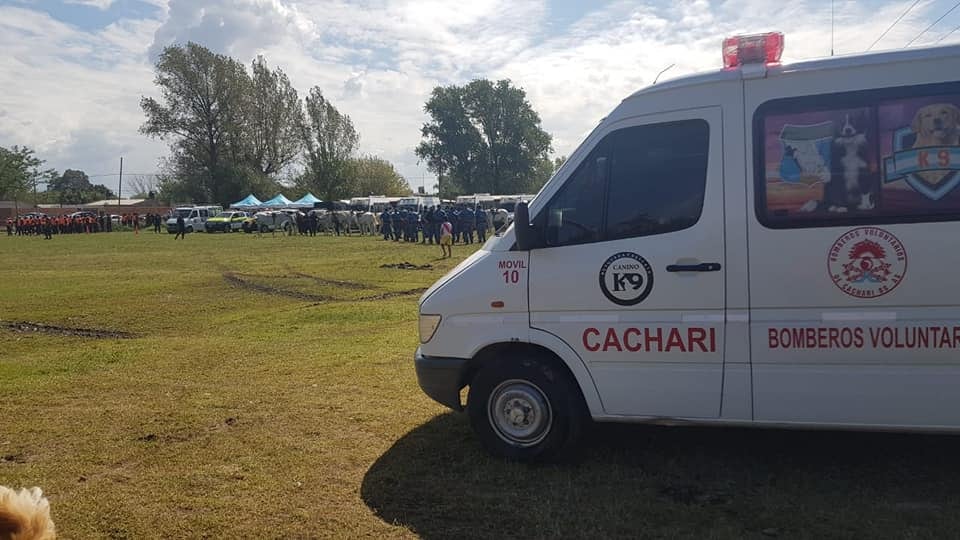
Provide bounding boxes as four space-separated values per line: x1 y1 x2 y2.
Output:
2 231 960 539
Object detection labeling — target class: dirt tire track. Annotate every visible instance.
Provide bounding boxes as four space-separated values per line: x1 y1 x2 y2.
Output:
357 288 428 301
222 272 334 302
2 320 136 339
284 270 375 290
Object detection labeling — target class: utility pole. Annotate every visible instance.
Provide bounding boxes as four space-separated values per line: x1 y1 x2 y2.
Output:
117 157 123 208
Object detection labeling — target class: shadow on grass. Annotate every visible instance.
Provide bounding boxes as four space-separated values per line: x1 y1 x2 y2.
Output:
362 413 960 539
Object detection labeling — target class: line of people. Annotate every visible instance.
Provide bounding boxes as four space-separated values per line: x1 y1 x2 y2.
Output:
5 214 110 238
379 205 489 245
4 212 168 238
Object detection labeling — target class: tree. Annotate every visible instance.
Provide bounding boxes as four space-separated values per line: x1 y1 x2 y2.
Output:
244 56 303 176
297 87 359 201
46 169 115 204
415 79 553 197
0 146 55 206
140 42 250 205
345 155 412 197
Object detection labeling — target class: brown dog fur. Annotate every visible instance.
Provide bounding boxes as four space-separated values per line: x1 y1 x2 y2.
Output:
0 487 56 540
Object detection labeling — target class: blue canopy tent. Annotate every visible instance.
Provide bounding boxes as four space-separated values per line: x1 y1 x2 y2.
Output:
230 194 263 209
290 193 322 208
260 194 294 208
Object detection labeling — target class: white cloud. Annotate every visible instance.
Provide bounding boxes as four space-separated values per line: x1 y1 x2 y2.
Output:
0 0 956 195
63 0 116 9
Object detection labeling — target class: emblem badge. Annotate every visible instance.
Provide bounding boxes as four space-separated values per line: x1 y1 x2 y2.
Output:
828 227 907 299
599 252 654 306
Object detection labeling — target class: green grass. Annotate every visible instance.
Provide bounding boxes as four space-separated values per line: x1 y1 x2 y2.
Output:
2 231 960 539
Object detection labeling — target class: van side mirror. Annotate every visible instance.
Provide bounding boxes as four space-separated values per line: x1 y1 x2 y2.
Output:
514 202 542 250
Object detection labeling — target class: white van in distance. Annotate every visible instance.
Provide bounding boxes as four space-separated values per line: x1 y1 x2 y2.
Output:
415 33 960 461
165 205 222 233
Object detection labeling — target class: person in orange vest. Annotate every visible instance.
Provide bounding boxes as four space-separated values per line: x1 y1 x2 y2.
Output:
133 212 139 235
42 217 52 240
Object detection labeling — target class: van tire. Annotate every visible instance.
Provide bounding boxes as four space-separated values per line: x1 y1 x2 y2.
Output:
467 353 587 463
186 226 194 233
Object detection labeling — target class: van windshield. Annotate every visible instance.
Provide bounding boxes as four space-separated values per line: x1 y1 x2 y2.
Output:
499 202 517 212
173 209 193 218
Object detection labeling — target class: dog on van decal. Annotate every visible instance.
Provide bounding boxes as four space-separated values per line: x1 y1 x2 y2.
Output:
800 113 875 213
911 103 960 190
912 103 960 147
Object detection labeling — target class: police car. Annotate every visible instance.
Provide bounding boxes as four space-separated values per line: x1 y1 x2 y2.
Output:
415 33 960 461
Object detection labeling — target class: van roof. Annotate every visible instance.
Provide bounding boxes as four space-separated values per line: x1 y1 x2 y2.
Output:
630 43 960 99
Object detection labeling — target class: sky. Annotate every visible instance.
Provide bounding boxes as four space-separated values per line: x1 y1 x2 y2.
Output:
2 0 960 196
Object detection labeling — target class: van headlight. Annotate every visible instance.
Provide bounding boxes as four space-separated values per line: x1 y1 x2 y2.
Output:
419 314 442 344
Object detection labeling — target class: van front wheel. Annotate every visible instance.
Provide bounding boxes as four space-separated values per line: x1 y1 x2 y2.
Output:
468 354 586 462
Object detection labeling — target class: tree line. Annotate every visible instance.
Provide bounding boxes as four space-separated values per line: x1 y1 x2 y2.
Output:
0 146 116 206
140 43 410 206
3 43 565 208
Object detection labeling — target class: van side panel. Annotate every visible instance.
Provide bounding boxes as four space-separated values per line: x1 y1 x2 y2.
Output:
746 56 960 427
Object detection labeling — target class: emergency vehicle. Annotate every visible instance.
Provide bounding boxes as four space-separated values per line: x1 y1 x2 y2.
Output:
165 205 222 233
415 33 960 461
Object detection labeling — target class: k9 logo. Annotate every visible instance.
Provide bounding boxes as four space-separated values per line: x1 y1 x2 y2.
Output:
612 272 644 291
599 252 654 306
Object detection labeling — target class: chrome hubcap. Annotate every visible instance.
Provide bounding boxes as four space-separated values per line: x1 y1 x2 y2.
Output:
488 379 552 447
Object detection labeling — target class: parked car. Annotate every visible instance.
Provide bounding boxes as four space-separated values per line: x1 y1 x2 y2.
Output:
204 210 248 233
250 210 293 233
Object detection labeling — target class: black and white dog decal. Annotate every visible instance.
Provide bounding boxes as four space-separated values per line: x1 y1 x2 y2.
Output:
801 113 875 213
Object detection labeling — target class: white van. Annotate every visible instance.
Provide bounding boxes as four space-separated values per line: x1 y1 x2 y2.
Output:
398 196 441 213
415 33 960 461
165 205 222 233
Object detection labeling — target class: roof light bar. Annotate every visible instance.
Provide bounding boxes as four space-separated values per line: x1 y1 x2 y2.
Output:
722 32 784 69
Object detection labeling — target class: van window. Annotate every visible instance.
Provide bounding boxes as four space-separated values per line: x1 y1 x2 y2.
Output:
544 146 607 246
543 119 710 247
200 209 208 218
605 120 709 240
756 81 960 228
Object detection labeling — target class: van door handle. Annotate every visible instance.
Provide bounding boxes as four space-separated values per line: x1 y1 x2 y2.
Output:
666 262 722 272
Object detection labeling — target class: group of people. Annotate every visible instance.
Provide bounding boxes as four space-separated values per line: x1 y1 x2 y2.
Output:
5 214 110 239
4 212 168 238
379 205 489 245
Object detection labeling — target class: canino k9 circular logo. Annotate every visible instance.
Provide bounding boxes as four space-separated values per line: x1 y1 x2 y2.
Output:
827 227 907 299
599 252 654 306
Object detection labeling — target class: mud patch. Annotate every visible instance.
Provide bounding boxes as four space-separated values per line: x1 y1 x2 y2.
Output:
1 453 27 464
2 321 135 339
380 262 433 270
223 272 334 302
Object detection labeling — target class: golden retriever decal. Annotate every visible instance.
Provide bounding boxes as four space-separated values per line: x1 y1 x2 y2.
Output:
883 102 960 200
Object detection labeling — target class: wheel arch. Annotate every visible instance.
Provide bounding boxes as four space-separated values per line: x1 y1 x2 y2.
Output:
464 334 604 418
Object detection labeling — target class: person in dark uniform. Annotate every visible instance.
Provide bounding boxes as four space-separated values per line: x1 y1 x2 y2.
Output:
393 209 404 241
421 206 433 244
475 207 487 243
461 206 475 244
174 214 186 239
308 211 318 237
5 218 12 236
380 208 392 240
408 209 420 242
332 211 341 236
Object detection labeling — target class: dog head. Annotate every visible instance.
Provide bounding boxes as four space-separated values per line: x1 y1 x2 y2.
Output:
911 103 960 143
0 487 56 540
839 113 858 137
